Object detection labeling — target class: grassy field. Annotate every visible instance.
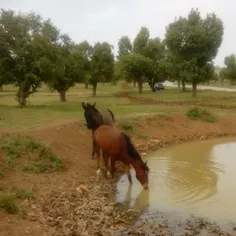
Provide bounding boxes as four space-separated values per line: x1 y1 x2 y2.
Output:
0 81 235 130
131 86 236 105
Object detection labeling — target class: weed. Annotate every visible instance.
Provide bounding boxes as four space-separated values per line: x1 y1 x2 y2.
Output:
1 135 22 167
186 107 217 123
24 138 43 150
0 194 19 214
12 187 35 200
0 135 63 174
119 120 138 132
0 169 3 178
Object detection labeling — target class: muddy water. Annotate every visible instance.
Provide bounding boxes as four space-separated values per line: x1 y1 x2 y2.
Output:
116 137 236 224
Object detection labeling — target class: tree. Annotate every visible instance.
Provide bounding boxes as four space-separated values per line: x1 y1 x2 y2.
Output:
0 21 12 91
133 26 149 54
0 9 50 107
90 42 114 96
75 40 93 89
117 53 154 93
220 54 236 84
131 27 169 91
117 36 132 58
44 31 84 102
117 36 134 86
143 37 169 90
165 9 224 97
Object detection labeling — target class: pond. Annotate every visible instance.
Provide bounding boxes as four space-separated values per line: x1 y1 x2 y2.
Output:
116 137 236 225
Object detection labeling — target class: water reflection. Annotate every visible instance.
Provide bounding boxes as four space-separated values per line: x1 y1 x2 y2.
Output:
118 185 150 212
116 137 236 223
167 141 219 205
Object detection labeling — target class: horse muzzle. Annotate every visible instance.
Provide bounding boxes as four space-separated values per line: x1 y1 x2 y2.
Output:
143 183 149 190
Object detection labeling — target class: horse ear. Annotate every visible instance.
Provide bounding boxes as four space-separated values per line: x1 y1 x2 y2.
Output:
82 102 87 110
93 102 96 107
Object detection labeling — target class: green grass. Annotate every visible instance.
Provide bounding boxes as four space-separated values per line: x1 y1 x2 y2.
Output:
0 135 63 174
118 119 139 133
0 81 235 130
186 107 217 123
11 187 35 200
131 86 236 106
0 186 34 215
0 194 19 214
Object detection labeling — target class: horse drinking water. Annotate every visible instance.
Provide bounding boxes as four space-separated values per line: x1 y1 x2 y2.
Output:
94 125 149 189
82 102 115 158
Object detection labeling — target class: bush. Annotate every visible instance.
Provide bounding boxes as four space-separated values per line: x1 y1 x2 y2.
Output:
186 107 217 123
119 120 138 132
0 194 19 214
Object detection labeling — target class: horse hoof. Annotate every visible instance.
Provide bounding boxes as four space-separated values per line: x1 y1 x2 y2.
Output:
107 171 111 178
96 169 101 175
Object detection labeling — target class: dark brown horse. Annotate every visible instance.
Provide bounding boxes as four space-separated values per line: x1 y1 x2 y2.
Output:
82 102 115 158
93 125 149 189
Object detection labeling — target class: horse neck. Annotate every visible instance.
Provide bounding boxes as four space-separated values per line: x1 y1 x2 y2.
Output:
92 111 103 127
123 153 141 170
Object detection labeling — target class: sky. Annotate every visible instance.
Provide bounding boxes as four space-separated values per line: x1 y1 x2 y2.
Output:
0 0 234 66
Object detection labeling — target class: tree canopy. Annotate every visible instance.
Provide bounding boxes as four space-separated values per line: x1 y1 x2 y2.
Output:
220 54 236 84
89 42 114 96
117 26 169 93
165 8 224 96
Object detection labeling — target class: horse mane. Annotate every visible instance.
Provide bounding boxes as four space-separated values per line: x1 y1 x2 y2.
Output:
108 108 115 122
83 102 104 129
86 103 100 113
122 132 142 160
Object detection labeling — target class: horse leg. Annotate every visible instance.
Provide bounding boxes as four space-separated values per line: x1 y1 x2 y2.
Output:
102 152 110 178
91 130 95 159
126 165 132 184
110 158 116 179
94 144 101 176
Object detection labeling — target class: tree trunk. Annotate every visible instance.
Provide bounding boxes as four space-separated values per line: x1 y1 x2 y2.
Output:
192 82 197 97
0 84 2 91
181 80 186 92
84 82 88 89
16 87 28 108
133 80 136 88
147 81 155 92
138 81 143 94
92 83 97 97
177 80 180 88
59 90 66 102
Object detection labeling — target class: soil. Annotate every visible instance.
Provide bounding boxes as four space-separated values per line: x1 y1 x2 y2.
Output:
1 85 236 235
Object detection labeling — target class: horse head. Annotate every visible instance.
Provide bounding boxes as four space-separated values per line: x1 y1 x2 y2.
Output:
82 102 103 129
135 160 149 190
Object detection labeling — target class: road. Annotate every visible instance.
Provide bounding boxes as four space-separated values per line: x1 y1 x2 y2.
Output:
163 82 236 92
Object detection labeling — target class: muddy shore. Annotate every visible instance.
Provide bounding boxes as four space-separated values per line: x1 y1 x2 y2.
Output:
1 114 236 235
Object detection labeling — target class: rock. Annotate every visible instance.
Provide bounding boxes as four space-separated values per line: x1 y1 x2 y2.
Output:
27 212 37 222
76 184 88 195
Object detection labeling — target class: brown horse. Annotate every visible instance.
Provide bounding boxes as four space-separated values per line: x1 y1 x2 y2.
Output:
82 102 115 158
93 125 149 189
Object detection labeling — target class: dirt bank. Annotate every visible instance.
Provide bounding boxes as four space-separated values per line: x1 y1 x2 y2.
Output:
1 114 236 235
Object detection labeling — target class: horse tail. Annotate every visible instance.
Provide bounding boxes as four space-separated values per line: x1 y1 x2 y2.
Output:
108 108 115 123
122 132 141 160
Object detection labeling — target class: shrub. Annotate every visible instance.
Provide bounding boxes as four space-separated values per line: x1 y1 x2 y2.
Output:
186 107 217 123
0 194 19 214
